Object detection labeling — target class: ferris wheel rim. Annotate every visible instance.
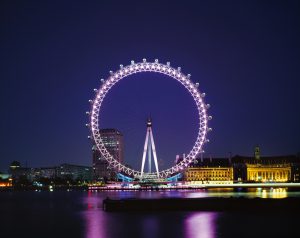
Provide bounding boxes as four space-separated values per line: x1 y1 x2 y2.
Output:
89 59 210 178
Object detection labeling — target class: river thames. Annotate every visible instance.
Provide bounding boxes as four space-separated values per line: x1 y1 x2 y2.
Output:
0 188 299 238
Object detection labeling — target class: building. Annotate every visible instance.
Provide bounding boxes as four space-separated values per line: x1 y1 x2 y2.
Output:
292 161 300 182
0 173 12 187
9 161 32 182
185 167 233 184
40 167 57 178
92 129 124 181
184 157 234 184
56 164 92 181
32 167 56 180
181 146 299 183
8 161 92 183
232 147 298 182
246 163 291 182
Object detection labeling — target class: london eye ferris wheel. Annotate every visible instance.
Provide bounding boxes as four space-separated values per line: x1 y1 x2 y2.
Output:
87 59 212 179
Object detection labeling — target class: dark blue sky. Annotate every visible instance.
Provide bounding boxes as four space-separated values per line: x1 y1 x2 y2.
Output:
1 0 300 172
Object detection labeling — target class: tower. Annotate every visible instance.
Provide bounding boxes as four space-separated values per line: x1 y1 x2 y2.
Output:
140 118 159 178
254 146 260 160
92 129 124 181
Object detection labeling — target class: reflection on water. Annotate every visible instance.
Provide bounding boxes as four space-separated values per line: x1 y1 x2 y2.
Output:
257 188 287 199
86 187 300 200
82 191 220 238
184 187 297 199
141 216 159 238
185 212 217 238
1 190 299 238
84 191 106 238
84 209 105 238
81 188 298 237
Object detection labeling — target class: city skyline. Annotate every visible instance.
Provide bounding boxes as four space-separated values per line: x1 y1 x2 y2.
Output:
1 1 300 172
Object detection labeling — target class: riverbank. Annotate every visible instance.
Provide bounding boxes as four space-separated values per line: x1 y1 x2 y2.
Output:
0 185 88 192
89 182 300 191
2 182 300 192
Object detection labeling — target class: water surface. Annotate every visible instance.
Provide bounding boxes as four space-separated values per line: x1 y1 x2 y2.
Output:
0 189 298 238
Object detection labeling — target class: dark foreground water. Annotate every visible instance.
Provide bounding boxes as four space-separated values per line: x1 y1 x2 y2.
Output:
0 189 299 238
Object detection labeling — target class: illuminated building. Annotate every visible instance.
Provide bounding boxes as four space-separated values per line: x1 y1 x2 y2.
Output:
8 161 92 182
246 163 291 182
246 147 291 182
181 147 299 183
185 167 233 184
32 167 56 179
10 161 21 170
9 161 32 181
184 157 233 184
92 129 124 181
0 173 12 187
40 167 56 178
232 147 297 182
56 164 92 181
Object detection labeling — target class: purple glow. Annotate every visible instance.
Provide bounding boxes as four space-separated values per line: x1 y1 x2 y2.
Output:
141 217 159 238
82 192 106 238
185 212 218 238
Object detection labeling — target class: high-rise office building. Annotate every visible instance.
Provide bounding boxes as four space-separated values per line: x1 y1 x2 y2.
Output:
92 129 124 181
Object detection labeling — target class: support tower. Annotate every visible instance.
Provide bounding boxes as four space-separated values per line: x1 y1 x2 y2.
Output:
140 118 159 178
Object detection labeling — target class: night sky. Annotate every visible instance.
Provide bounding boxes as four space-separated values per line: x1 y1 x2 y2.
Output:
1 0 300 172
